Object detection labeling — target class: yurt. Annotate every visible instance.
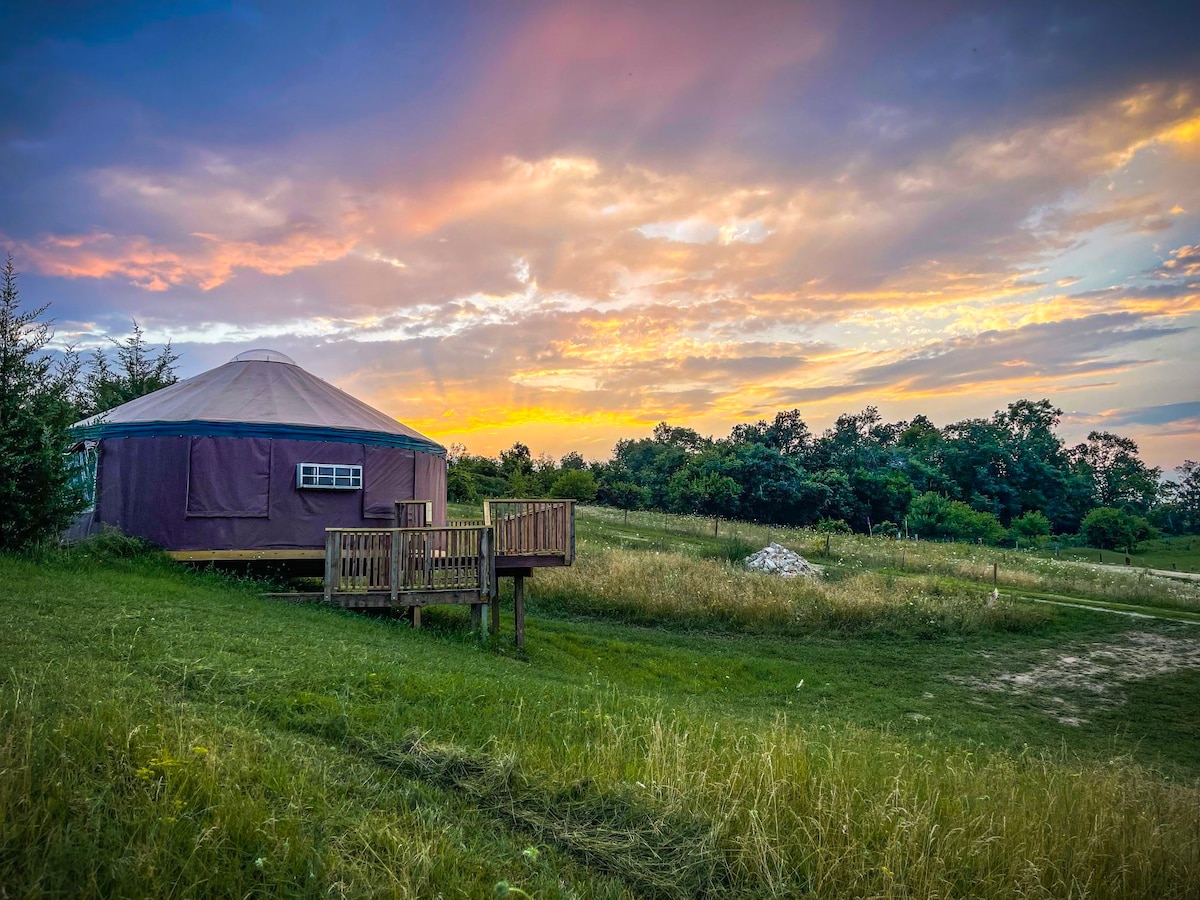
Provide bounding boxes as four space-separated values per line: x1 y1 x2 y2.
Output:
68 349 446 556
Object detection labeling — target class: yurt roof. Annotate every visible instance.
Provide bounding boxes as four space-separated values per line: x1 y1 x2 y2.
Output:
71 349 445 455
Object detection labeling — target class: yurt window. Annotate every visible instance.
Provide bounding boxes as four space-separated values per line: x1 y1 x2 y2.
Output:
68 441 98 511
297 463 363 490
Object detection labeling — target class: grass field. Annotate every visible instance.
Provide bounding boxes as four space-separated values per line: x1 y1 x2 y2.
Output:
1035 535 1200 574
2 511 1199 898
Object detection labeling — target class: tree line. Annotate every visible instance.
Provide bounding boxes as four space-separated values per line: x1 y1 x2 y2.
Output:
450 405 1200 552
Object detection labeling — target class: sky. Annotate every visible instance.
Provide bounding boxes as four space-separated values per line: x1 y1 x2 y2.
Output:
2 0 1199 468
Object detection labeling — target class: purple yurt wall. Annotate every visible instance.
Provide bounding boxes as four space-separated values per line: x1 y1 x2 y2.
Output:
69 350 446 552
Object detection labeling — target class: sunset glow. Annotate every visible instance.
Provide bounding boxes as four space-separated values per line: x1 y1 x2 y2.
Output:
3 1 1197 464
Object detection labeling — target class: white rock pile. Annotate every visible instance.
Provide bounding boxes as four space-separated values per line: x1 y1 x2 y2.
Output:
744 542 821 578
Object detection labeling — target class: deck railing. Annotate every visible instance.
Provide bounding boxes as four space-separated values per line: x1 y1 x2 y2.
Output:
324 526 492 600
484 499 575 562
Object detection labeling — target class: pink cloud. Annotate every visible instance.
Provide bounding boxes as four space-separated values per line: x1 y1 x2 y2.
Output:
15 228 356 291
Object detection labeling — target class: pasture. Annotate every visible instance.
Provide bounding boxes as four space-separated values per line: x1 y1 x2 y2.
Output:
1036 534 1200 574
2 510 1199 898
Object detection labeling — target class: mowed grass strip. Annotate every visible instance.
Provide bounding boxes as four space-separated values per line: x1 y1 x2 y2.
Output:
2 546 1199 898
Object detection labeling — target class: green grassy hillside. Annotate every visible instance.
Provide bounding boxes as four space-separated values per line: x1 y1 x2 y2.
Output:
1039 535 1200 573
2 518 1199 898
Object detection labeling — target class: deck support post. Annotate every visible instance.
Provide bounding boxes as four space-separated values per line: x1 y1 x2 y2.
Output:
470 602 483 633
514 574 526 649
411 605 422 629
489 593 500 635
324 532 336 603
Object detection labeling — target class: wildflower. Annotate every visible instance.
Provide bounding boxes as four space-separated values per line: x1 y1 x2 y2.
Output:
255 857 265 869
796 679 804 689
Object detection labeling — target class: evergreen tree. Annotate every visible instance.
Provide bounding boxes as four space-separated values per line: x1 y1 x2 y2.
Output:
83 319 178 415
0 256 85 549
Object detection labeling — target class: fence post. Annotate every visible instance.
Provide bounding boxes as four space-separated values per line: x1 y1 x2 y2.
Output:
992 562 998 587
389 530 399 604
423 531 433 588
568 501 576 564
324 530 336 602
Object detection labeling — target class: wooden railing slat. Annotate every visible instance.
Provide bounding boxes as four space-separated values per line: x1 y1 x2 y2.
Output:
484 499 572 558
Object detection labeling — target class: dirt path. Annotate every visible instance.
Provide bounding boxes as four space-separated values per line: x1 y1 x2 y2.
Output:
1021 594 1200 625
958 630 1200 726
1061 559 1200 583
1130 565 1200 582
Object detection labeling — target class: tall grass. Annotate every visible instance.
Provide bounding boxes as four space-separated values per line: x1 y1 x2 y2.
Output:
575 506 1200 613
535 547 1049 635
274 679 1200 899
0 672 630 899
499 706 1200 899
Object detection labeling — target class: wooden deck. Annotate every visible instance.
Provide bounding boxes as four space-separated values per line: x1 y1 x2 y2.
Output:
322 499 575 646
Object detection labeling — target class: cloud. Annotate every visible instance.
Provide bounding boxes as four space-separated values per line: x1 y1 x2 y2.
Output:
12 228 356 291
1150 244 1200 280
766 313 1191 406
1102 401 1200 427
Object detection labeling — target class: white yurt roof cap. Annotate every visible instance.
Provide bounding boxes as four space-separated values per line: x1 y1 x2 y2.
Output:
230 348 297 364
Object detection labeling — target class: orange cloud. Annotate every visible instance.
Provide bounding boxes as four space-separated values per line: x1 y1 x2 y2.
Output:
15 229 356 291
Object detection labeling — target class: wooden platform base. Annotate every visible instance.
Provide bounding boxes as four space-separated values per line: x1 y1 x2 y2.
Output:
169 549 325 561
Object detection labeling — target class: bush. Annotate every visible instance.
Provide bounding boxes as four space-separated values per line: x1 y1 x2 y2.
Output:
447 469 479 502
1010 511 1051 546
1079 507 1156 552
549 469 598 501
598 479 647 512
908 493 1005 544
816 518 853 534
